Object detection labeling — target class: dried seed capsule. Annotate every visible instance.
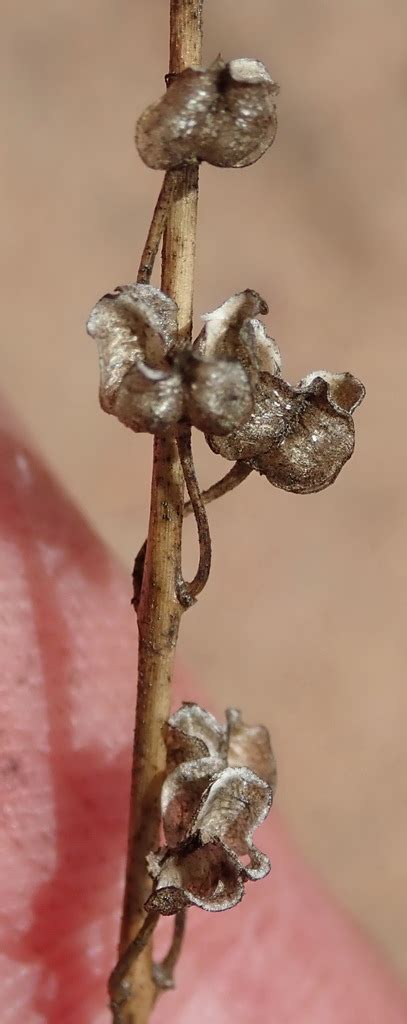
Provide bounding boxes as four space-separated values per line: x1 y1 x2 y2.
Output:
86 283 182 433
183 355 254 435
87 284 262 437
146 702 276 916
136 58 279 170
207 327 366 495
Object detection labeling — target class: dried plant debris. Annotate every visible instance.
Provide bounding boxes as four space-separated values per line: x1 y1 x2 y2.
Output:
86 285 266 436
87 284 365 492
136 58 279 170
146 703 276 916
208 356 365 494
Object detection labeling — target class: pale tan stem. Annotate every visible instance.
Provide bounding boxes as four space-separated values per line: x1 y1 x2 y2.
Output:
153 910 187 993
137 172 175 285
176 426 212 606
132 461 253 610
109 911 160 1023
184 460 253 514
114 2 203 1021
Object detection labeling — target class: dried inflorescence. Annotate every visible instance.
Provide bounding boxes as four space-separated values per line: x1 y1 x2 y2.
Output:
197 294 365 492
87 284 365 493
86 285 266 437
208 357 366 494
146 703 276 915
136 58 279 170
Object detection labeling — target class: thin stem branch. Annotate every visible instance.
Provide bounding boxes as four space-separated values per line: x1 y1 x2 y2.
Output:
153 910 187 992
185 460 253 514
137 172 175 285
132 461 253 609
109 911 160 1023
176 426 211 606
114 3 203 1022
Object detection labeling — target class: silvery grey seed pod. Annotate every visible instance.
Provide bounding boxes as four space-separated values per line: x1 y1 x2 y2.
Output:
86 283 184 434
182 355 254 435
195 290 279 386
136 58 279 170
208 363 366 494
146 703 276 916
86 283 261 437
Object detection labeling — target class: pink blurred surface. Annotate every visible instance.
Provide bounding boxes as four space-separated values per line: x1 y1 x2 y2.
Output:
1 0 407 993
1 423 406 1022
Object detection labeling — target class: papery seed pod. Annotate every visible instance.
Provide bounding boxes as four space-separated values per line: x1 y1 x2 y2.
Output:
183 356 254 435
86 283 183 433
194 290 278 394
146 703 276 915
161 756 226 847
87 283 260 438
208 352 366 494
165 702 225 768
113 361 184 434
136 58 279 170
250 374 365 493
147 839 246 915
226 708 277 789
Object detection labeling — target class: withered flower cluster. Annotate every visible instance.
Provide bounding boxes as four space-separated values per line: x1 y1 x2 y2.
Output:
136 58 279 170
87 284 365 493
146 703 276 915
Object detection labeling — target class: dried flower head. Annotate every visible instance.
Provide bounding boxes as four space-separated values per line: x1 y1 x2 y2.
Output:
87 284 365 490
207 313 366 493
146 703 276 915
136 58 279 170
86 285 269 437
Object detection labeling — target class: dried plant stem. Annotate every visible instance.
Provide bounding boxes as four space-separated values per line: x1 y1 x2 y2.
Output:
109 911 160 1020
137 172 175 285
153 910 187 991
132 461 253 609
176 425 212 606
184 459 253 513
111 2 203 1022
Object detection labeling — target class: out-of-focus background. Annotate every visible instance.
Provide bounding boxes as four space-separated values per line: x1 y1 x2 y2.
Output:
1 0 406 982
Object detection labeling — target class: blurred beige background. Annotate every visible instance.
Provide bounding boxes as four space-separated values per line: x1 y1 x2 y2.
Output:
1 0 407 983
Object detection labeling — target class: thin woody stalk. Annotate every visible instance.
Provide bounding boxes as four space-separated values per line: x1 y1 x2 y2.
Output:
112 2 203 1022
83 9 367 1019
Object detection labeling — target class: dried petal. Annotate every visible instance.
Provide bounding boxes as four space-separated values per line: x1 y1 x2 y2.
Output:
165 727 210 771
147 839 244 915
193 765 272 860
136 59 278 171
86 283 182 433
194 291 274 405
226 708 277 790
208 371 365 494
299 370 365 415
114 361 183 434
150 704 275 916
184 357 254 435
208 373 291 461
251 374 361 493
161 757 225 847
241 318 281 376
167 703 225 760
195 291 269 366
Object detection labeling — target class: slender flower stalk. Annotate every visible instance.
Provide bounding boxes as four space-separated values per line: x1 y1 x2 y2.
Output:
85 0 365 1019
111 3 203 1021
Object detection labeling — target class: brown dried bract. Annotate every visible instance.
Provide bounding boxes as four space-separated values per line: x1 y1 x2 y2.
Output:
146 703 276 915
207 318 366 494
136 58 279 170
